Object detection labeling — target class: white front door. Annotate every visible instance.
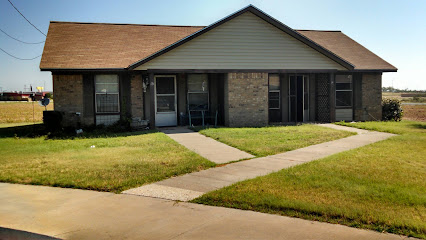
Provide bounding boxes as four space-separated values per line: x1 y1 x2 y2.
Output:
155 75 177 127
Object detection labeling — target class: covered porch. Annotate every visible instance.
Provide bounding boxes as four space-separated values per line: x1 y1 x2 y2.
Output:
143 72 226 128
137 70 354 128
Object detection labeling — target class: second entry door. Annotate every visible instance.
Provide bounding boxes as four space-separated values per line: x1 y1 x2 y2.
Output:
155 75 177 127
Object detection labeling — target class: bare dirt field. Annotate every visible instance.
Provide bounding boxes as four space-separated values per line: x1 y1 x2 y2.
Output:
0 101 53 124
383 92 426 103
402 105 426 122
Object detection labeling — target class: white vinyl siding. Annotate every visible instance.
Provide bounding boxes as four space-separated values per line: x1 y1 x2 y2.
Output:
136 12 347 70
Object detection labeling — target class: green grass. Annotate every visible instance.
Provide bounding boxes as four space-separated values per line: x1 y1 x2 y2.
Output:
0 128 215 193
336 120 426 135
193 121 426 238
198 125 355 157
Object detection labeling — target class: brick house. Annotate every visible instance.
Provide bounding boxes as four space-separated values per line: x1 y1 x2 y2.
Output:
40 5 396 128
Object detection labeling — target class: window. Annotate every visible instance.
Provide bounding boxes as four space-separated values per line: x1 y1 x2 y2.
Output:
335 75 352 107
269 74 280 109
95 75 119 125
187 74 208 111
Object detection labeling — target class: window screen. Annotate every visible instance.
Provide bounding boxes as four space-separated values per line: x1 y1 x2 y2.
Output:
188 74 209 111
269 74 280 91
336 75 352 107
269 92 280 109
95 75 119 113
269 74 280 110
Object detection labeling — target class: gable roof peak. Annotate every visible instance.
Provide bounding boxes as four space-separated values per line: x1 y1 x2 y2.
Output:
128 4 354 70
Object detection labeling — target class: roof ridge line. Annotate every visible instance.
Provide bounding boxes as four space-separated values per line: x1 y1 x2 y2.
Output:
49 21 205 28
296 29 342 32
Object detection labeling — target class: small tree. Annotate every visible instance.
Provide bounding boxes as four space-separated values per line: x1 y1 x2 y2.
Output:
44 92 53 99
382 98 403 121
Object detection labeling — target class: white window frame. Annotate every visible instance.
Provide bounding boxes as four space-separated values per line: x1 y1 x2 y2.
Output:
95 75 120 114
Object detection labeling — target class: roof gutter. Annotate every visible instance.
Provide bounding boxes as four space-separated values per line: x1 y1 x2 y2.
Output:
40 68 127 72
343 69 398 73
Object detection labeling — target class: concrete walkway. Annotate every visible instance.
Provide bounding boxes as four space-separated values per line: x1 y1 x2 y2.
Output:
160 127 254 164
0 183 406 240
123 124 395 201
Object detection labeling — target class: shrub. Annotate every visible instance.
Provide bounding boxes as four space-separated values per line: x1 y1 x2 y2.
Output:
382 98 403 121
106 118 131 132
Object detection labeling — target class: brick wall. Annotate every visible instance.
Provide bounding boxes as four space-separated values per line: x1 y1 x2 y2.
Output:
130 74 144 119
225 73 268 127
355 73 382 121
53 74 84 127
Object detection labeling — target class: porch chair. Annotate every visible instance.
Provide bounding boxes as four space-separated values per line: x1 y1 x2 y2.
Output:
187 107 218 127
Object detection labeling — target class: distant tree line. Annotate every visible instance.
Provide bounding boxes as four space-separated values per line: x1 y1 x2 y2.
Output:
382 87 425 93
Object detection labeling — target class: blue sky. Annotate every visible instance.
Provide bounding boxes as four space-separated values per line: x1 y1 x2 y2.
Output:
0 0 425 91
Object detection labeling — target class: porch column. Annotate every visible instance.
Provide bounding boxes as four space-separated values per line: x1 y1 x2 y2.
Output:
149 72 155 128
225 72 268 127
130 74 144 120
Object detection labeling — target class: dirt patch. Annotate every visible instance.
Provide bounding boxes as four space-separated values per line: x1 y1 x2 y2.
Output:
402 105 426 122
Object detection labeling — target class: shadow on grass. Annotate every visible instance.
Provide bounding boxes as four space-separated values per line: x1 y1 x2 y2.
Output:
0 124 46 138
409 122 426 130
0 124 157 139
0 227 61 240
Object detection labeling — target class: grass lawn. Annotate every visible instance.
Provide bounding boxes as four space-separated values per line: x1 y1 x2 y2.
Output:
0 126 215 193
0 101 53 124
193 121 426 238
198 124 355 157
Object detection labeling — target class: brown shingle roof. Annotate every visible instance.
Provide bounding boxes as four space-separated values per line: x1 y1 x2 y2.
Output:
297 30 397 71
40 22 204 69
40 21 396 71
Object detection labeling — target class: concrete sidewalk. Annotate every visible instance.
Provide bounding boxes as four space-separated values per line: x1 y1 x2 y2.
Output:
124 124 395 201
0 183 405 240
160 127 254 164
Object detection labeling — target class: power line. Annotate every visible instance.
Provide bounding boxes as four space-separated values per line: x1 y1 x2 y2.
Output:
0 28 45 44
0 47 42 60
7 0 46 36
